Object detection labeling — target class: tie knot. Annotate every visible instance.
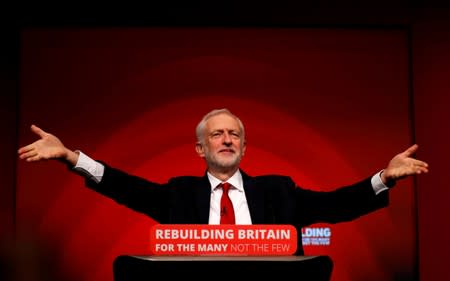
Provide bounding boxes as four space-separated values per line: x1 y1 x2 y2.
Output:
221 182 231 192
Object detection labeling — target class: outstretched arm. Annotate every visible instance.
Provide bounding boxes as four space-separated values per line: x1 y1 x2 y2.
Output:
17 125 79 166
381 144 429 184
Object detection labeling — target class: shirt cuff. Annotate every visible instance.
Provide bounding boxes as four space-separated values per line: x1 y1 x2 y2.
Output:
73 150 105 183
371 170 389 195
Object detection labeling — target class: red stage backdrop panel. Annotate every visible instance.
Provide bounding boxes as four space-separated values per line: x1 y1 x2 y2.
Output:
17 28 413 281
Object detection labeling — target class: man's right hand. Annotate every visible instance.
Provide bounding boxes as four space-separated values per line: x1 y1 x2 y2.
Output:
18 125 79 166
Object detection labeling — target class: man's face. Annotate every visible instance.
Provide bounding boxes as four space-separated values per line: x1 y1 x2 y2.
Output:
196 113 246 172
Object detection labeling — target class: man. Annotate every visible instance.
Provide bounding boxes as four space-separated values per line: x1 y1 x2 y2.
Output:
17 108 429 255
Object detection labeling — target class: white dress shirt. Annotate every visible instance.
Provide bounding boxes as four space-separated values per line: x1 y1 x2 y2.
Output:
206 170 252 225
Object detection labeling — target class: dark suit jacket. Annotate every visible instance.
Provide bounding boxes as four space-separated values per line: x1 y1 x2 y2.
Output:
86 164 389 255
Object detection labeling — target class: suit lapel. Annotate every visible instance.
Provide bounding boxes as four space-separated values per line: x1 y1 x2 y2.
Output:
242 171 265 224
194 175 212 224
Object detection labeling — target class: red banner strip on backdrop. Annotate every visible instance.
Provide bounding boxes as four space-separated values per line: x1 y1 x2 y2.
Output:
150 224 297 256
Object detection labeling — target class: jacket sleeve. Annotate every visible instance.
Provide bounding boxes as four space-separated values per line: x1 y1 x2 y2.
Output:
294 176 389 226
84 163 170 223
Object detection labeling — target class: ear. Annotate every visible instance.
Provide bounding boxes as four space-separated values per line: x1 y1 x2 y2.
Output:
195 142 205 158
242 140 247 156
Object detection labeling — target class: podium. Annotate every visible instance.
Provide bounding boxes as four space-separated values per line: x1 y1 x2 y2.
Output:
113 255 333 281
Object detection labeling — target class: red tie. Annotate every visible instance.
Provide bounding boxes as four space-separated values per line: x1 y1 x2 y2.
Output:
220 182 235 224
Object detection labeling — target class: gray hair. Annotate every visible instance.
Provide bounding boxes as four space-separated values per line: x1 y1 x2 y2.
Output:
196 108 245 144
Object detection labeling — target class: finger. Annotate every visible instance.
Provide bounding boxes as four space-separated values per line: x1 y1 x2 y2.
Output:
411 160 429 174
18 144 34 154
414 160 429 168
19 150 37 160
26 155 42 162
403 144 419 157
31 124 48 138
415 166 429 174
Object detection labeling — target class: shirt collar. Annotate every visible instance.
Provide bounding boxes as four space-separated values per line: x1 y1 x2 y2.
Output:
207 169 244 192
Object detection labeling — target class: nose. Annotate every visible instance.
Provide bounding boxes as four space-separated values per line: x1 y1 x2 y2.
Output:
222 132 232 145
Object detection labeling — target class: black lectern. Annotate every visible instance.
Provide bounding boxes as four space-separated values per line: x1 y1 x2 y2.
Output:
113 255 333 281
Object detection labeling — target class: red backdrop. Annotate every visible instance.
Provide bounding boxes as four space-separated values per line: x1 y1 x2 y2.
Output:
16 28 414 281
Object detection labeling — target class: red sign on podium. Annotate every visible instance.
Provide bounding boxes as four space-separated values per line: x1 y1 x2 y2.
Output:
150 224 297 256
